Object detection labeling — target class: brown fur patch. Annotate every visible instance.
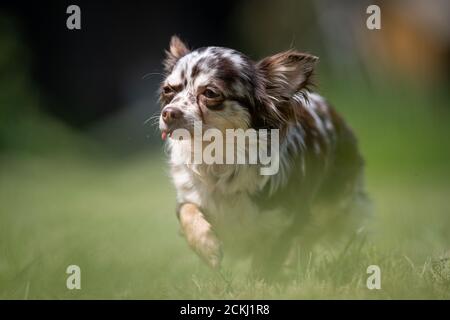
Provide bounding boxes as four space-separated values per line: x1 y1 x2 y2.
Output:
163 35 190 73
178 203 222 269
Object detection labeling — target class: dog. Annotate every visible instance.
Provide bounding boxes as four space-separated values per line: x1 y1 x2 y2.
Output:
158 36 370 276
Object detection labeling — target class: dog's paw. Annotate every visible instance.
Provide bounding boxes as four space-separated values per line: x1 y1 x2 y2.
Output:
178 203 223 270
183 217 223 269
195 230 222 270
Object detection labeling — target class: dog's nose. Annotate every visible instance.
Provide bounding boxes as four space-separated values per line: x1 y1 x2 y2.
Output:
162 106 182 123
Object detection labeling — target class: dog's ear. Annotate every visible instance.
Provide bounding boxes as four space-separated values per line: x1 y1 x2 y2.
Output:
164 35 190 72
257 50 318 103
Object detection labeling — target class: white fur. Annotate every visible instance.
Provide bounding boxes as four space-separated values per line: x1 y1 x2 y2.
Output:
166 94 332 254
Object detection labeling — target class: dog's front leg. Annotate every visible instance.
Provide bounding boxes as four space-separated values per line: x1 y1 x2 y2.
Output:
178 203 222 269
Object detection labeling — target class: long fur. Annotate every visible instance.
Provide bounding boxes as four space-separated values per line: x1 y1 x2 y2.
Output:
158 36 370 274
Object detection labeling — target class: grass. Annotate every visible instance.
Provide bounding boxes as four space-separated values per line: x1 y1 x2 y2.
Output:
0 153 448 299
0 81 449 299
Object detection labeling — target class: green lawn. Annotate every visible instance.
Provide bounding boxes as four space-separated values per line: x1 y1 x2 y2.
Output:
0 152 448 299
0 83 449 299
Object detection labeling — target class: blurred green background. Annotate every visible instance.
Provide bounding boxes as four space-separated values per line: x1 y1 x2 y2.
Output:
0 0 449 299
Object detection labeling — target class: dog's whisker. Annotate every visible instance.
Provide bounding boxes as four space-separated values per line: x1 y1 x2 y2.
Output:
144 116 158 125
142 72 164 80
143 113 162 126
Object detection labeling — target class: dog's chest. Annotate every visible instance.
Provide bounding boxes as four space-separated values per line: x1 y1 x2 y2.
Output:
170 161 291 252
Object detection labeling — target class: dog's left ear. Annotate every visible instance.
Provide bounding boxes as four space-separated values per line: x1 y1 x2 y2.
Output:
164 35 190 72
257 50 318 102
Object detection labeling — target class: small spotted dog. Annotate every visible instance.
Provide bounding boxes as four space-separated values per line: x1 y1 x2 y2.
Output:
159 36 370 275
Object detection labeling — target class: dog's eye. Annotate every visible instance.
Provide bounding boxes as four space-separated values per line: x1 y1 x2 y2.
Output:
203 88 220 99
201 88 224 110
162 86 174 95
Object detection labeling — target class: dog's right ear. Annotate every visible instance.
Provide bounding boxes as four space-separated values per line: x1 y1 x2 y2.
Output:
257 50 318 103
164 35 190 72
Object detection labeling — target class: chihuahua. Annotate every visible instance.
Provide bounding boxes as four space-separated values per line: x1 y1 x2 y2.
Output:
158 36 369 276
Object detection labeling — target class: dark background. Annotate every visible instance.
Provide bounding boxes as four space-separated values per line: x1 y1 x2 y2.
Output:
1 1 247 155
1 0 448 154
2 0 237 127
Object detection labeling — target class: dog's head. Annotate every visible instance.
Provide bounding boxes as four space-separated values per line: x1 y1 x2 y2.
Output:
159 36 318 140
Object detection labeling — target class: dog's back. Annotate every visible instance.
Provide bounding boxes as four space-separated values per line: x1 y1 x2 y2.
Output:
245 92 370 275
255 92 369 238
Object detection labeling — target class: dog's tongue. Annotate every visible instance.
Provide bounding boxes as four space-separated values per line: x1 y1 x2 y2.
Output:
161 131 167 140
